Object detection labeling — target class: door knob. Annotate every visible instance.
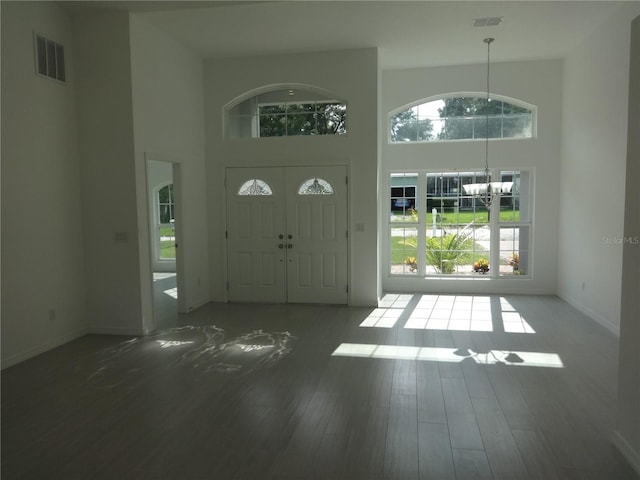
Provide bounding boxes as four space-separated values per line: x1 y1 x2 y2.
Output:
278 244 284 249
287 244 293 249
279 234 284 239
288 234 293 239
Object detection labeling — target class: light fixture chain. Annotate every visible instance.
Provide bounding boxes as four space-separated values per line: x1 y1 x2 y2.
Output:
484 37 494 206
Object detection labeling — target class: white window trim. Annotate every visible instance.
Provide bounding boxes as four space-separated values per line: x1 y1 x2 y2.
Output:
387 92 537 144
384 168 534 282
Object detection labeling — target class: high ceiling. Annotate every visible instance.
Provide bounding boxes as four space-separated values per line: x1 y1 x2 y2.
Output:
63 1 632 69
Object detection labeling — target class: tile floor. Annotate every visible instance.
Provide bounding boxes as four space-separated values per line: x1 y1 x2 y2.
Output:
1 294 638 479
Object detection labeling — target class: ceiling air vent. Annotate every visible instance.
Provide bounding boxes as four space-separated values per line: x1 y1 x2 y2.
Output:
34 33 66 83
473 17 503 27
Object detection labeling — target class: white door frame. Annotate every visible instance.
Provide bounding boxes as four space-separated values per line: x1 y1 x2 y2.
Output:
224 164 349 305
145 157 186 330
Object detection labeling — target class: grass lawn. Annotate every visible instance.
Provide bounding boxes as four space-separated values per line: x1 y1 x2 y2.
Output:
392 210 519 224
159 225 176 259
160 226 175 237
160 241 176 259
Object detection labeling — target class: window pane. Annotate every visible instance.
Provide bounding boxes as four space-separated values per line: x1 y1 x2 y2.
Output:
503 115 530 138
298 178 334 195
158 185 174 224
317 103 347 135
36 36 47 75
390 96 533 143
159 205 171 224
390 169 531 278
227 88 346 138
499 225 529 276
390 227 418 275
287 112 316 136
426 227 474 274
46 40 57 78
499 171 520 223
390 173 417 222
444 117 473 140
390 111 417 142
238 179 273 196
261 104 286 115
159 225 176 259
259 114 286 137
158 184 172 203
55 44 65 81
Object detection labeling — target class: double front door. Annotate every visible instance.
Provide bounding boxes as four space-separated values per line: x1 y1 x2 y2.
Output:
226 166 348 304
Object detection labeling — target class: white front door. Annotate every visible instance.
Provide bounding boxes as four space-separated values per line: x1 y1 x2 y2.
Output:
285 166 348 304
226 166 348 304
226 167 287 303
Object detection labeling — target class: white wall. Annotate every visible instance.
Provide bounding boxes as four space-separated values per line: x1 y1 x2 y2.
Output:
204 49 379 307
1 2 87 367
73 11 143 336
382 60 563 295
615 14 640 475
129 15 210 325
558 3 640 334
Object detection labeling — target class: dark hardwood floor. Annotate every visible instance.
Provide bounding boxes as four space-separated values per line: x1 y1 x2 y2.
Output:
2 295 638 479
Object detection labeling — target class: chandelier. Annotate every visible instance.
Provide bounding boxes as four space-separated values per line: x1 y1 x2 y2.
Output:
462 38 513 205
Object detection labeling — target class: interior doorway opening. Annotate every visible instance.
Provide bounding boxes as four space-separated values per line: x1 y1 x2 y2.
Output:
147 159 181 330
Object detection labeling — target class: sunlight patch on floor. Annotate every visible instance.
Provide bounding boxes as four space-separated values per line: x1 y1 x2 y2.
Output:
361 294 537 334
154 272 176 281
163 287 178 299
359 308 403 328
359 294 413 328
500 297 536 333
332 343 563 368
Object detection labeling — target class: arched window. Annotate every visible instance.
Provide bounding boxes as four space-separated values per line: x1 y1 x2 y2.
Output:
238 179 273 196
226 85 347 139
389 94 534 143
298 178 334 195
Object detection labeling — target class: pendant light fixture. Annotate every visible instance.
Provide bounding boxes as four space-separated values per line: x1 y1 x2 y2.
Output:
463 37 513 205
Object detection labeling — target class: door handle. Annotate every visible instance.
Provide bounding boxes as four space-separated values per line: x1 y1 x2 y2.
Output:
278 244 284 249
279 234 284 239
287 244 293 249
288 234 293 239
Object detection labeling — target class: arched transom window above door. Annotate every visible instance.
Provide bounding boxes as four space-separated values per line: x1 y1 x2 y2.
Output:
389 94 535 143
226 86 347 139
238 179 273 196
298 178 334 195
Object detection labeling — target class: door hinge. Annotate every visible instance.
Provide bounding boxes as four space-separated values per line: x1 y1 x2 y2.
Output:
346 230 349 238
346 285 349 293
225 230 228 239
346 176 349 184
226 281 229 291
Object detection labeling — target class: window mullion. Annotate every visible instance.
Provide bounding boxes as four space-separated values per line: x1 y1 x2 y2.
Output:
490 169 500 278
417 173 427 276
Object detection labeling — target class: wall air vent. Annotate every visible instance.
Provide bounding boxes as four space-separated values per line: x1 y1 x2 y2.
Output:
34 33 66 83
473 17 503 27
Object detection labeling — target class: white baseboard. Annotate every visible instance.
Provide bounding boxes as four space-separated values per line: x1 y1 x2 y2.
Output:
1 327 89 369
186 298 209 313
612 430 640 475
558 292 619 336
